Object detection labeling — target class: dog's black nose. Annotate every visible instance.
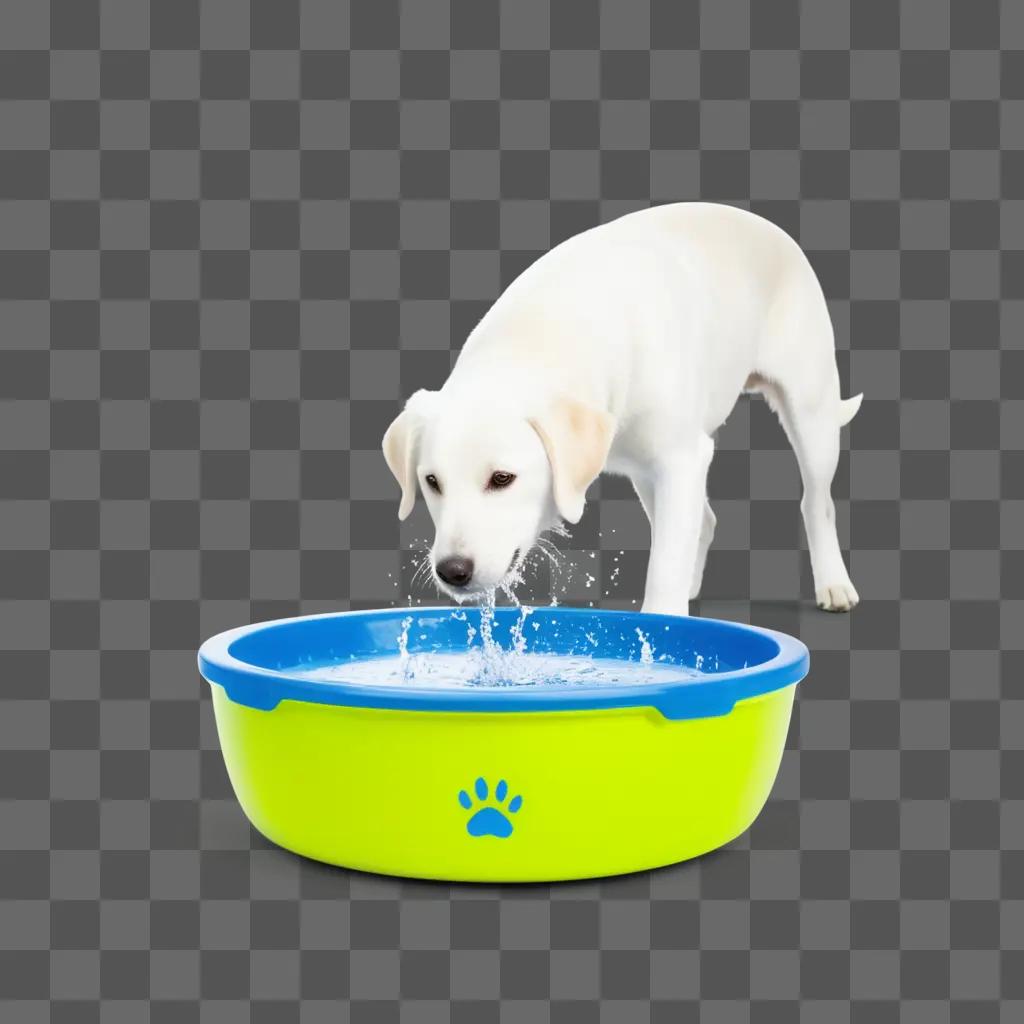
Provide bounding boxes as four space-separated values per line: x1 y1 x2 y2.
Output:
436 556 474 588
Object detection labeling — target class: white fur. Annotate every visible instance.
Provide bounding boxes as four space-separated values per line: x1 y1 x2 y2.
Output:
383 202 861 615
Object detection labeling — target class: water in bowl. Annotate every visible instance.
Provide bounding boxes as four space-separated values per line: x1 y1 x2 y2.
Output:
291 602 704 690
294 650 701 689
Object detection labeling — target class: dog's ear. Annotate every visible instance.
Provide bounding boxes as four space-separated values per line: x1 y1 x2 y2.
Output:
529 396 615 524
382 389 438 520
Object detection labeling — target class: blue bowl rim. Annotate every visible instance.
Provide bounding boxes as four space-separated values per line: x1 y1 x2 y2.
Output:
198 606 810 721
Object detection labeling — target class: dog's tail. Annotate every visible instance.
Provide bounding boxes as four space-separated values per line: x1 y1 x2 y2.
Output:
837 393 863 427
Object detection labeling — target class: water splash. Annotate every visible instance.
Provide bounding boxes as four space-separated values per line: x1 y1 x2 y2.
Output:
450 607 477 649
635 627 655 666
370 522 691 687
396 615 413 659
469 591 537 685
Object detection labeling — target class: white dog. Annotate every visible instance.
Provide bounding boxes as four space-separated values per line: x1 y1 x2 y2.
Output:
382 203 861 616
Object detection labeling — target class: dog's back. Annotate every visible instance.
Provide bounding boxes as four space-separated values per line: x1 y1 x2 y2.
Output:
455 202 845 434
408 202 861 614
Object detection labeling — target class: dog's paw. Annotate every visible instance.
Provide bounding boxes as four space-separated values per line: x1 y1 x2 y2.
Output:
816 582 859 612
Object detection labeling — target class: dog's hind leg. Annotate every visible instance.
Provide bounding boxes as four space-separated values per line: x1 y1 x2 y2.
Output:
757 376 860 611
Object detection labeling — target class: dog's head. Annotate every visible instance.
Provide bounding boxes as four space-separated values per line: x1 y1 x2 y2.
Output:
382 388 614 599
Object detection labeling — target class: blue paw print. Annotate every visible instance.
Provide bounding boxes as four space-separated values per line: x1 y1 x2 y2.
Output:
458 777 523 838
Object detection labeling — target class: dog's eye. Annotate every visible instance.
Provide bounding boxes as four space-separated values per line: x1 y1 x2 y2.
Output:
488 471 516 490
424 474 441 494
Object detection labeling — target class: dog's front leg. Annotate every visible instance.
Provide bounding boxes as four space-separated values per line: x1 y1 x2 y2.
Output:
641 435 714 617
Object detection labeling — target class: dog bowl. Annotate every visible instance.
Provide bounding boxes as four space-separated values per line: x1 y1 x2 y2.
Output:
198 607 809 882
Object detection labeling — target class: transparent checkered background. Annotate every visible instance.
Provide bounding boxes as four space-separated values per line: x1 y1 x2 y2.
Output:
1 0 1021 1020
